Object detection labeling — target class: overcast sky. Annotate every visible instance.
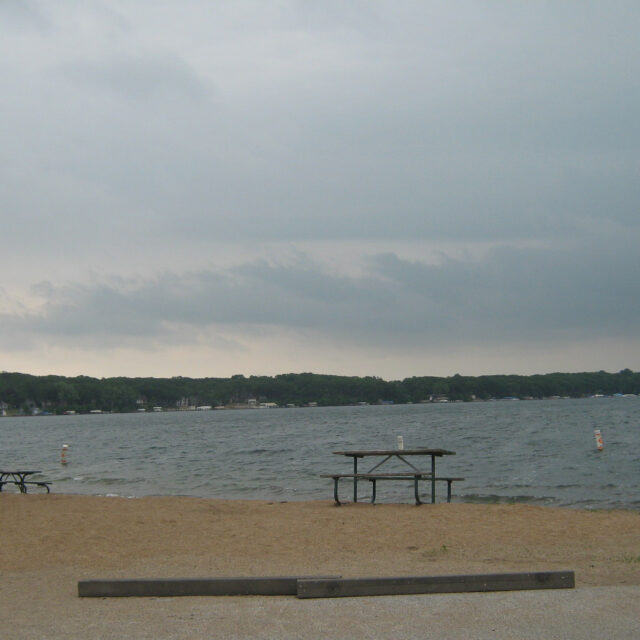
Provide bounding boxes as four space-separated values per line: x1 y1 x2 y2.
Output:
1 1 639 380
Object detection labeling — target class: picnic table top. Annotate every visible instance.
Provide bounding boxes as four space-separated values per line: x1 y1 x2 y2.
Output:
332 449 455 457
0 470 41 474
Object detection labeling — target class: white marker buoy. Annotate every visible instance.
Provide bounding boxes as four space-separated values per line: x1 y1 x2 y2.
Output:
397 435 404 450
61 444 69 465
594 430 603 451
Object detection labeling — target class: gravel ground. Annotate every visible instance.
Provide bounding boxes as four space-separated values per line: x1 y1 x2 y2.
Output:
5 582 640 640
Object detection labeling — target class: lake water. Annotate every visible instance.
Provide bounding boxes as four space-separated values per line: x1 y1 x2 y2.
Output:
1 398 638 509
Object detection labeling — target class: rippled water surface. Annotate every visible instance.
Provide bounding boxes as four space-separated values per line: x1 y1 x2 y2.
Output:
1 398 638 509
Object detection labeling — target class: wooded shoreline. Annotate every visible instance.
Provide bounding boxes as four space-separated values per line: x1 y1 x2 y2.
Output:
1 368 638 415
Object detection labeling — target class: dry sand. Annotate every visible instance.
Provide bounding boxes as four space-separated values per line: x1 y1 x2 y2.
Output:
2 494 639 638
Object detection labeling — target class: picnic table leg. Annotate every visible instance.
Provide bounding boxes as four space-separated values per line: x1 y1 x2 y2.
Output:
370 479 376 504
353 457 358 503
447 479 452 503
333 477 342 506
414 476 422 505
431 456 436 503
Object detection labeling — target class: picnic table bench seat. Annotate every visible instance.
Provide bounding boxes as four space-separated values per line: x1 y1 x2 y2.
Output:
22 481 52 493
0 480 52 493
320 472 463 505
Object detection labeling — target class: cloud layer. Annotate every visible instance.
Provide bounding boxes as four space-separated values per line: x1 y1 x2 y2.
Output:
1 1 639 378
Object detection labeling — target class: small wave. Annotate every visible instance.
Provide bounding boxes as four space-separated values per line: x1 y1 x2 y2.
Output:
459 493 558 506
78 477 132 485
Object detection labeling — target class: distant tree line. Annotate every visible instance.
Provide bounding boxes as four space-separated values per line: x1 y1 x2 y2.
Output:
1 369 639 415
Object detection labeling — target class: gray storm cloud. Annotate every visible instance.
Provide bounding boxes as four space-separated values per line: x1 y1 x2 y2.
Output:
4 238 638 353
1 1 639 376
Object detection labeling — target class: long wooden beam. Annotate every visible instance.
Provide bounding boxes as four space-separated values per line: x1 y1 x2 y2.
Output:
78 571 574 598
296 571 575 599
78 575 340 597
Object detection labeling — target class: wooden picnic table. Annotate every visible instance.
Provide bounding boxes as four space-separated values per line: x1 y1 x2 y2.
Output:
0 470 51 493
324 449 459 505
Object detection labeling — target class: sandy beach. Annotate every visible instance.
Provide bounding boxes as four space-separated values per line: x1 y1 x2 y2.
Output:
2 494 639 638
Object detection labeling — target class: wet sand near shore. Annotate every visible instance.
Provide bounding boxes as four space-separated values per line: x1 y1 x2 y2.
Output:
2 495 639 639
